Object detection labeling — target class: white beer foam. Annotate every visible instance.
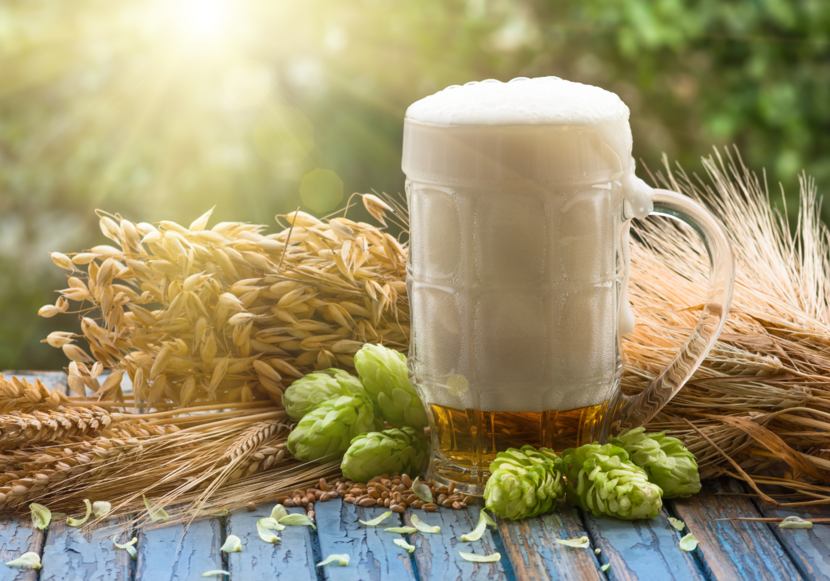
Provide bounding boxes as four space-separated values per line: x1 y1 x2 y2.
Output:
406 77 630 126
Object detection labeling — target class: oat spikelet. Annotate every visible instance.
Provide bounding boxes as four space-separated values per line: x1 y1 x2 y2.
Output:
42 199 409 410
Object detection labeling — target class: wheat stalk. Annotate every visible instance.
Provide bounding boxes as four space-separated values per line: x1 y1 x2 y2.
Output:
624 148 830 502
0 375 69 413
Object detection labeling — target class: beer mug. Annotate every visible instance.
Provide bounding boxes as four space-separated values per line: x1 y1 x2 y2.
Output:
403 77 735 494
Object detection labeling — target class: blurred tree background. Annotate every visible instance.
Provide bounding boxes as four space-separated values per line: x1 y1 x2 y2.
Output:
1 0 828 371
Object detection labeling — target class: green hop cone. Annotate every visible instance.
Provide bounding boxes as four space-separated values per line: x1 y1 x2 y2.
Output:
560 443 663 520
484 445 564 520
354 344 428 429
341 427 429 483
286 392 383 463
609 427 701 498
283 368 365 422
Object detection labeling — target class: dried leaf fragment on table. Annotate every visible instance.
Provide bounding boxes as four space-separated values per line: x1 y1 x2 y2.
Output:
257 520 282 544
113 534 138 560
779 516 813 529
143 495 170 522
93 501 112 518
459 551 500 563
460 509 496 542
317 554 350 567
29 503 51 529
394 538 415 553
359 510 392 526
409 514 440 534
220 535 242 553
269 505 288 522
385 526 417 534
410 477 433 502
668 517 685 531
67 499 92 527
279 513 316 530
679 533 699 551
5 552 42 570
556 536 590 549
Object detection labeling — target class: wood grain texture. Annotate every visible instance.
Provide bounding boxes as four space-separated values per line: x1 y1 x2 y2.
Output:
135 517 223 581
497 501 602 581
761 502 830 580
39 516 132 581
315 498 417 581
2 370 68 395
0 513 43 581
226 504 316 581
583 508 703 581
672 477 803 580
405 506 508 581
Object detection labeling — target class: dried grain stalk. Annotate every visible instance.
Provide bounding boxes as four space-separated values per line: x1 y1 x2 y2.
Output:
0 401 292 514
625 148 830 501
41 199 408 409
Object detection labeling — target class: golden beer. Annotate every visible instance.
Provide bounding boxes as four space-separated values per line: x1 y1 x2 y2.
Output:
427 402 608 489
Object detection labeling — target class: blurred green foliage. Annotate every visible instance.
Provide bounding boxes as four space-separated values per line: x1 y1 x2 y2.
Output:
0 0 828 370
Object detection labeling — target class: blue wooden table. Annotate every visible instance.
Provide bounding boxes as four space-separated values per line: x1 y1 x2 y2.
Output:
1 371 828 581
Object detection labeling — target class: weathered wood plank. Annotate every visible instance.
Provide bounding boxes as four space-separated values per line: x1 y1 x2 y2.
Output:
39 516 132 581
583 508 703 581
315 498 417 581
135 517 223 581
405 506 507 581
0 513 44 581
2 370 68 395
760 502 830 580
672 477 803 580
226 503 316 581
497 501 601 581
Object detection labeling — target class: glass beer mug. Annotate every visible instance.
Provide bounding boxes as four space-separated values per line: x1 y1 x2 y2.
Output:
403 77 735 494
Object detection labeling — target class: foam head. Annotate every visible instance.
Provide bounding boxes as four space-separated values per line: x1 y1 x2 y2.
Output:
405 77 630 127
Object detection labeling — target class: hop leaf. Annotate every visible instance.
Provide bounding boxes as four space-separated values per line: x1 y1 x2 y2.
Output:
609 428 701 498
560 443 663 520
341 427 429 483
286 392 383 463
355 344 428 429
484 446 564 520
283 369 366 422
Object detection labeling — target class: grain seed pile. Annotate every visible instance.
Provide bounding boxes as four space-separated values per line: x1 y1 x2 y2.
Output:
273 473 475 521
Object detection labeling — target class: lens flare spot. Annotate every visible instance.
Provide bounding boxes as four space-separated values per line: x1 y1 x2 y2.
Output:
300 169 344 213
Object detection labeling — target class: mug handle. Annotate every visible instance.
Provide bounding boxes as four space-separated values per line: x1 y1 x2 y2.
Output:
608 188 735 433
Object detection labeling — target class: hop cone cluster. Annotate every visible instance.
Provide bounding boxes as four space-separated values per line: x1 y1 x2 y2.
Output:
341 427 429 483
610 427 701 498
283 369 365 422
354 344 428 429
560 443 663 520
286 393 382 462
484 446 564 520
